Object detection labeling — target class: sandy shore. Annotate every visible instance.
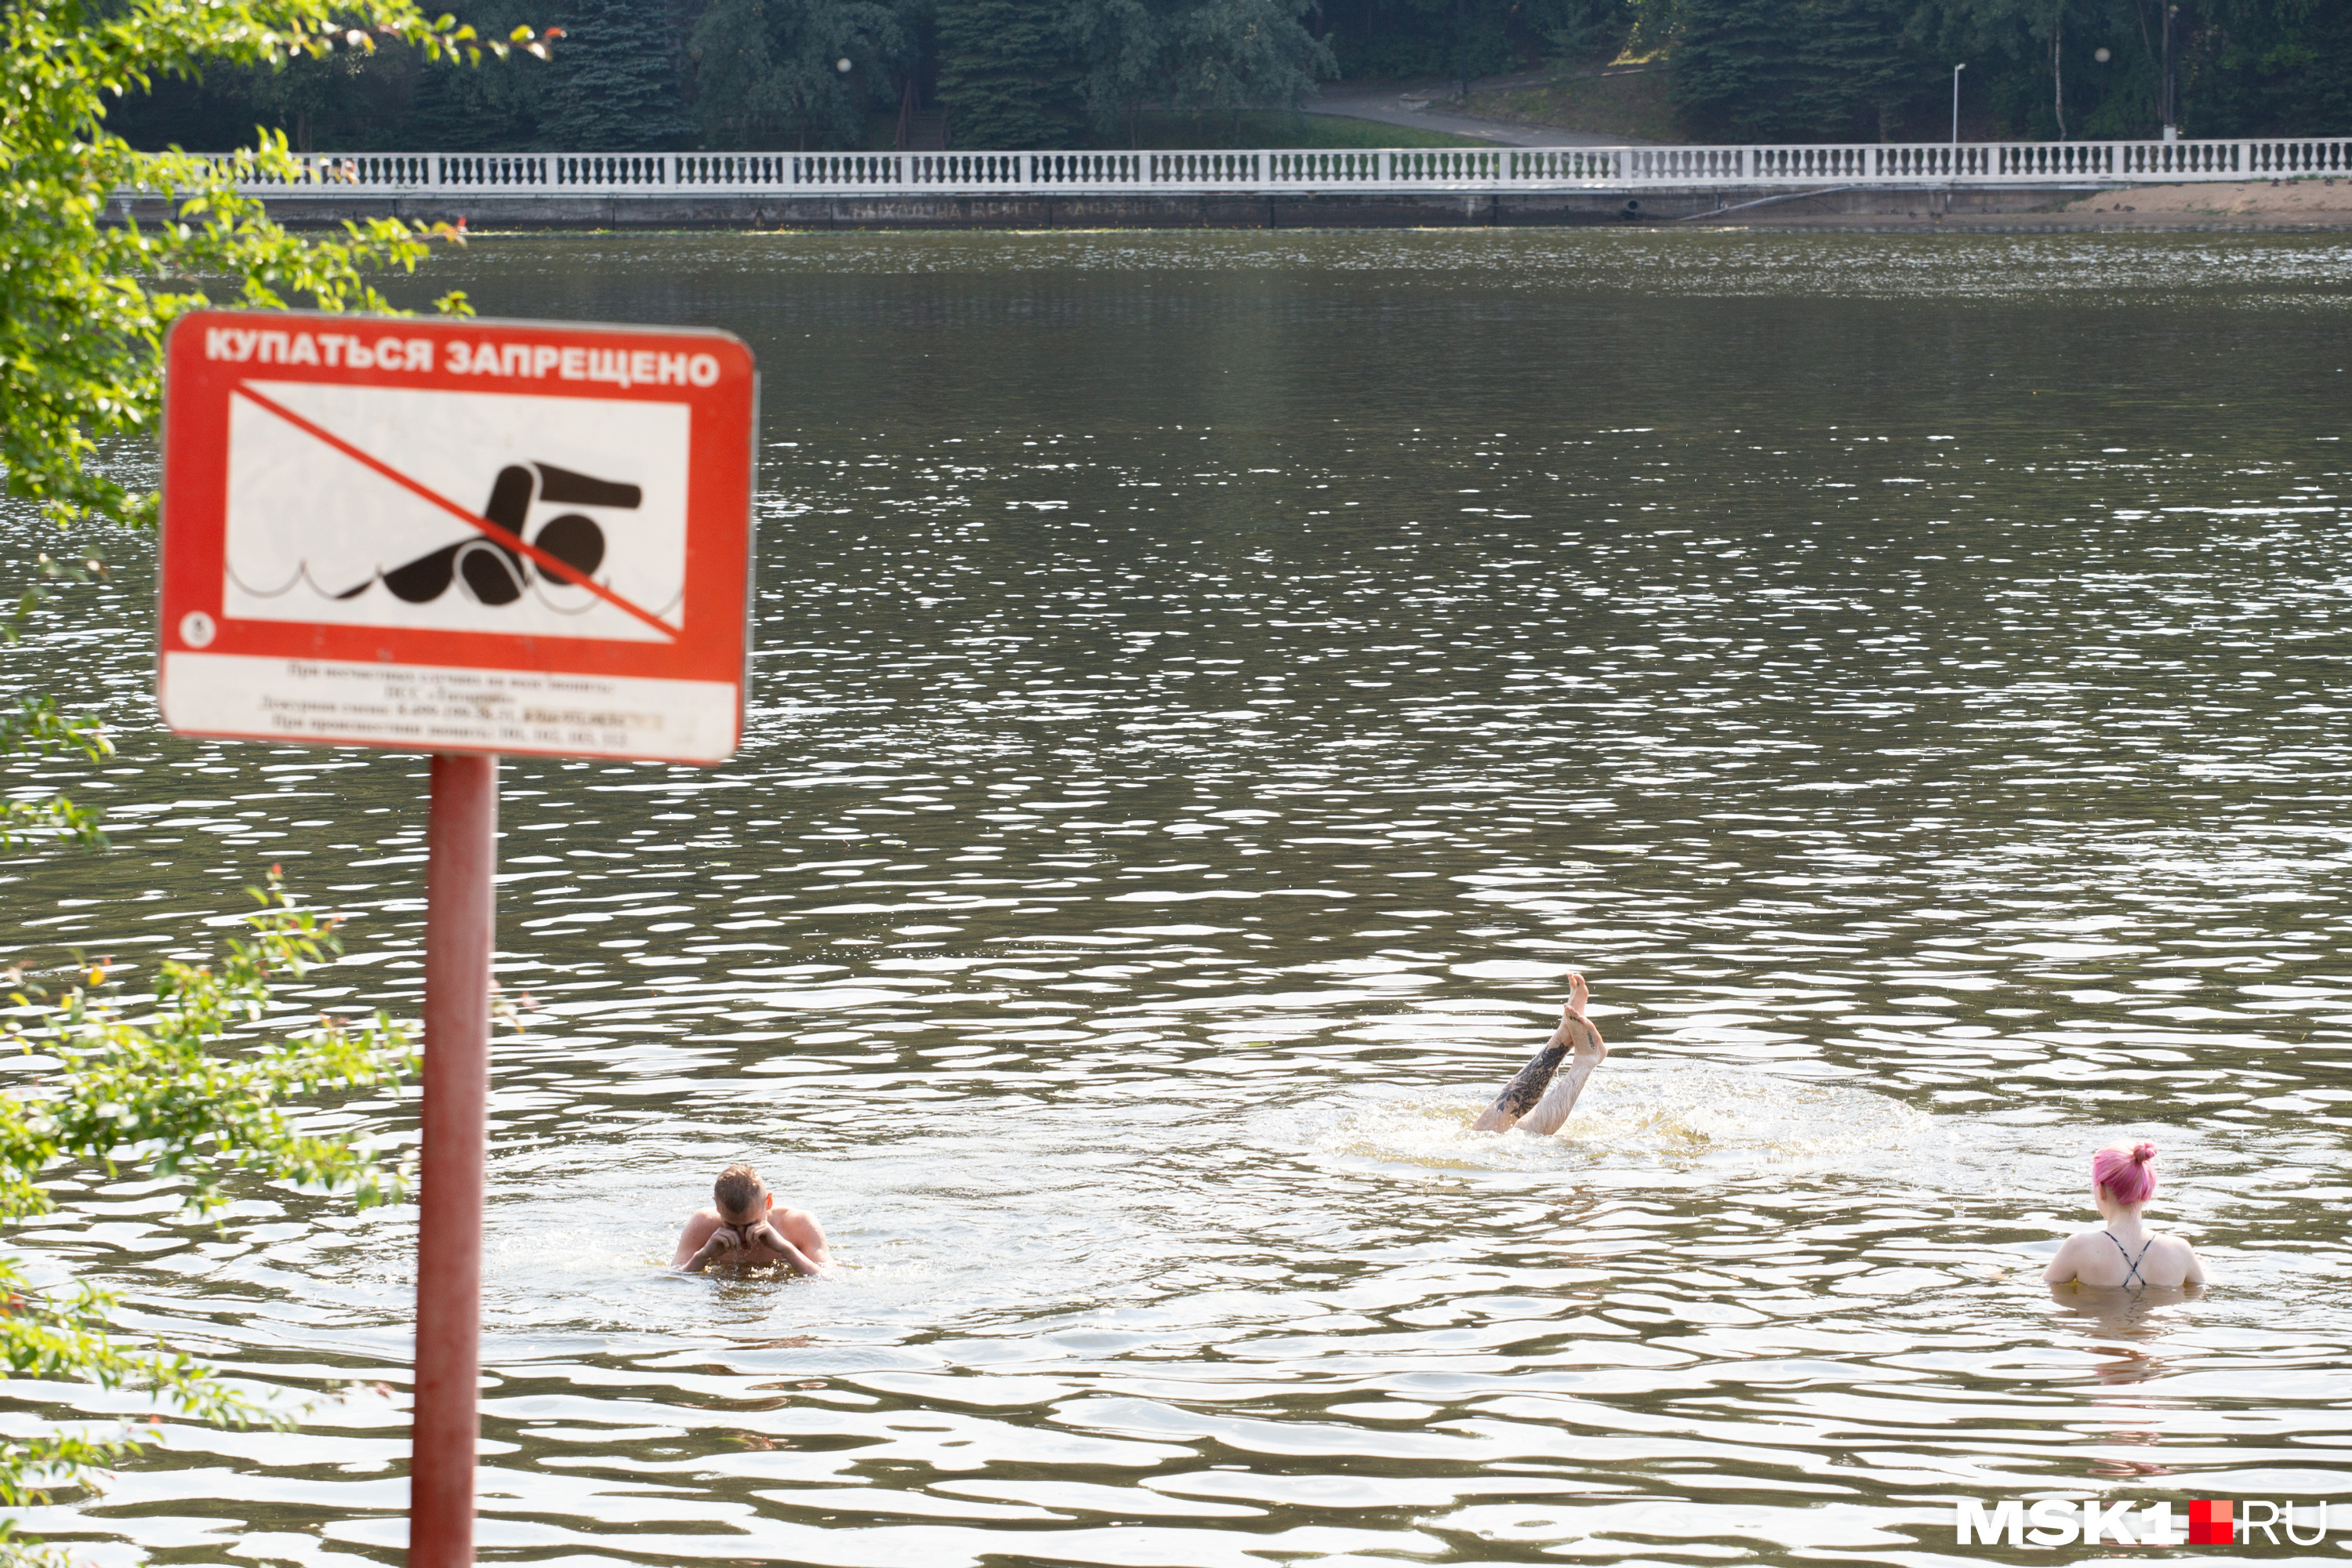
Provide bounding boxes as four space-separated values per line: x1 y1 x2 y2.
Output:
1730 178 2352 230
2056 180 2352 223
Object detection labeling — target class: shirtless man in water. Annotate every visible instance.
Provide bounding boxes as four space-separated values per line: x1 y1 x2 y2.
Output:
1473 973 1608 1134
673 1162 829 1275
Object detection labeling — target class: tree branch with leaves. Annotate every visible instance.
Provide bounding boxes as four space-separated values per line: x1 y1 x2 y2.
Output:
0 0 559 530
1 4 528 1555
0 880 413 1558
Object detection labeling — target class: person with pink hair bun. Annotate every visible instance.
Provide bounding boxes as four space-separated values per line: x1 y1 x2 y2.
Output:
2043 1141 2207 1291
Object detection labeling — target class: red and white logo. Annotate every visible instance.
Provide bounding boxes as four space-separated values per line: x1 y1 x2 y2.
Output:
158 312 756 764
1956 1496 2333 1548
2187 1500 2234 1545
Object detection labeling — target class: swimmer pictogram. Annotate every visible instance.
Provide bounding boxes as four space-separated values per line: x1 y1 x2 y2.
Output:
218 376 689 643
354 461 637 610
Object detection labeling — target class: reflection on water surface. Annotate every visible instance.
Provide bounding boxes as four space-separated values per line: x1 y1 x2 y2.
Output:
4 229 2350 1564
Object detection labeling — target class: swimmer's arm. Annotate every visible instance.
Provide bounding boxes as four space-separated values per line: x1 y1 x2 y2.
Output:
779 1209 830 1268
746 1218 824 1276
2180 1243 2207 1287
675 1215 739 1272
2042 1234 2084 1285
671 1212 717 1269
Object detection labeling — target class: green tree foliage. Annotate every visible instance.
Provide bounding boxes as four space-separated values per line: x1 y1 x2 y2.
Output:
1795 0 1915 138
0 0 524 530
1324 0 1486 78
5 0 473 824
1064 0 1334 136
0 887 412 1554
1666 0 2352 141
1676 0 1919 140
1670 0 1802 137
1158 0 1338 116
2177 0 2352 135
538 0 699 146
3 3 503 1540
1065 0 1162 134
400 24 557 150
65 0 2352 148
0 697 111 850
1321 0 1598 80
935 0 1084 147
106 31 437 150
688 0 909 149
1548 0 1642 63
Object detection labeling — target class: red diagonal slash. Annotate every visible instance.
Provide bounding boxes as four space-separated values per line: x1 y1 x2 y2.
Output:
231 382 680 642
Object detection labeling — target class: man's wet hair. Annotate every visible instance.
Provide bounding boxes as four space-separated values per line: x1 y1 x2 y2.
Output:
714 1163 763 1218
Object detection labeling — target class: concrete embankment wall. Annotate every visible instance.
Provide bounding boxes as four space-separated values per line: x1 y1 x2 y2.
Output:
111 184 2102 230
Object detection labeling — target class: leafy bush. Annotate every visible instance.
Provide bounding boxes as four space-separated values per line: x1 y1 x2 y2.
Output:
0 885 412 1559
2 2 499 1553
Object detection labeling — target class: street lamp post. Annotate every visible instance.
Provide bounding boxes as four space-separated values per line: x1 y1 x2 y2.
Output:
2162 5 2176 137
1951 62 1965 144
1456 0 1470 104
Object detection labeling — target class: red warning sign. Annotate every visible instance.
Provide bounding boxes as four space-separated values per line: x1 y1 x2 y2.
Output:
158 310 756 764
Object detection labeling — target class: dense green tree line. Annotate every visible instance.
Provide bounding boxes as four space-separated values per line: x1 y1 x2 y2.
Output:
1324 0 2347 141
104 0 2346 153
1659 0 2350 141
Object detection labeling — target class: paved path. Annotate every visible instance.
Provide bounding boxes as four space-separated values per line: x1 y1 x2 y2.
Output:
1303 72 1656 149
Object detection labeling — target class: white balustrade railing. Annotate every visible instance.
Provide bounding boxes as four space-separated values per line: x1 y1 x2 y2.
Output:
129 137 2352 199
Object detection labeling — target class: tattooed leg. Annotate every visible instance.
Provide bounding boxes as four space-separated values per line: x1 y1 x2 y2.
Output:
1514 1011 1606 1136
1470 1018 1574 1134
1472 975 1603 1134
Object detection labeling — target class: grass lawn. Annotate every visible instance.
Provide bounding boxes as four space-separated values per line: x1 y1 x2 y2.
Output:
857 107 1487 152
1468 68 1679 143
1121 111 1486 149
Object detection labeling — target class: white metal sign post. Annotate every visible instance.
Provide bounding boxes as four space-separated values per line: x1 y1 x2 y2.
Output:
159 310 757 1566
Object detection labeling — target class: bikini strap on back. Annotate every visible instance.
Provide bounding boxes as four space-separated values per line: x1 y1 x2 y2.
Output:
2106 1230 2153 1289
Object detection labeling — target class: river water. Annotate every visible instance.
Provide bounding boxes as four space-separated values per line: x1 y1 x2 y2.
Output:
5 229 2351 1564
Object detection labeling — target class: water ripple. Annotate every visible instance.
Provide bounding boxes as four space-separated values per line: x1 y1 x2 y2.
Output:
2 228 2348 1564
